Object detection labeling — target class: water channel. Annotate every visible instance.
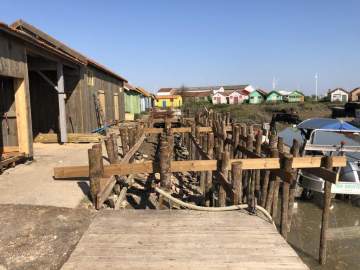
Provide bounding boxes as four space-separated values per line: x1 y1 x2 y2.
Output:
279 127 360 270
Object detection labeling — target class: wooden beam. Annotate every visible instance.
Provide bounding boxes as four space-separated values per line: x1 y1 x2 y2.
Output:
144 127 192 134
14 77 33 157
96 176 116 209
143 126 230 134
53 155 347 179
189 134 211 160
197 126 212 133
121 134 146 163
11 20 88 63
301 167 339 184
1 146 19 153
0 153 26 169
34 133 104 143
57 63 67 143
237 145 262 159
36 70 58 91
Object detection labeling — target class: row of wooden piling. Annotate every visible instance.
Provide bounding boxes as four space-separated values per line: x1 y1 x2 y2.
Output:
88 124 145 209
178 109 334 264
85 108 335 265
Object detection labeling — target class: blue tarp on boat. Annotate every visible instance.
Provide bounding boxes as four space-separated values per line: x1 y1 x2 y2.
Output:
297 118 360 132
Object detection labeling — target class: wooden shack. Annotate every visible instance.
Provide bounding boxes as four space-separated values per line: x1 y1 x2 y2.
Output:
0 20 127 159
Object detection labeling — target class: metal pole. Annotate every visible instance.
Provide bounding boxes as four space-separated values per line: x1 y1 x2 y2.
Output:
315 73 318 101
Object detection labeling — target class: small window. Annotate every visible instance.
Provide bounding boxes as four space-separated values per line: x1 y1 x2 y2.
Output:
87 70 94 86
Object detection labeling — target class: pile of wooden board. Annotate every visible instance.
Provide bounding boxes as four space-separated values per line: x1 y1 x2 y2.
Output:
34 133 104 143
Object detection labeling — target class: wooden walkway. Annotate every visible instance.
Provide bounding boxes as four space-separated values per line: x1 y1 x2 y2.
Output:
62 210 309 270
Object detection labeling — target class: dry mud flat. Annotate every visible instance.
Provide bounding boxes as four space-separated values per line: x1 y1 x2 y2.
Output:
0 204 94 270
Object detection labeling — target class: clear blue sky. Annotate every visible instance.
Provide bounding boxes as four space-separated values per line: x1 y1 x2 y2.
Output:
2 0 360 94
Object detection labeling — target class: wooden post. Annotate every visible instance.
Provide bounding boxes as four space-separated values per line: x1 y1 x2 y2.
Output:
240 124 247 158
191 122 196 160
233 125 240 158
205 132 214 206
219 150 230 206
254 130 262 203
246 128 255 209
221 120 227 151
226 111 231 125
260 170 270 207
120 128 129 156
232 162 243 205
105 133 119 164
14 77 33 157
319 156 333 265
128 128 136 149
265 133 278 213
280 153 293 239
288 139 300 232
272 137 284 219
167 128 174 160
57 62 68 143
200 134 207 200
159 136 171 191
88 143 104 207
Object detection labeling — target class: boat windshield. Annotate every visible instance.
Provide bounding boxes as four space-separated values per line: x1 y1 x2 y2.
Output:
279 128 360 162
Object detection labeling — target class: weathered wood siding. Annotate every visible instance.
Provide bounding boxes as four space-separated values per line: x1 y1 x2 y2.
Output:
64 66 88 133
0 32 27 79
0 76 18 146
87 66 124 127
65 66 125 133
0 32 28 147
0 30 126 140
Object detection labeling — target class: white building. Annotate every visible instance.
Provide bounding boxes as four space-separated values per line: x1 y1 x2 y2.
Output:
328 88 349 102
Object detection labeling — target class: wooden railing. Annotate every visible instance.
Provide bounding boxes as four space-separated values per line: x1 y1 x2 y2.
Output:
53 109 346 265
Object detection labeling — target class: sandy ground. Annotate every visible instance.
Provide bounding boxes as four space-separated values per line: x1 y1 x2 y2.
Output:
0 143 93 208
0 204 94 270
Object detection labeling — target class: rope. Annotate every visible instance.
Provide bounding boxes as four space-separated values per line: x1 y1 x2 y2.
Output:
154 187 274 224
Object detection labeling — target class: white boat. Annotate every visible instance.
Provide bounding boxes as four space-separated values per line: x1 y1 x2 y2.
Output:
295 118 360 198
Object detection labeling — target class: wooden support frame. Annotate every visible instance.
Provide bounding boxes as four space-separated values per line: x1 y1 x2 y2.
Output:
53 155 347 179
57 63 68 143
14 77 33 156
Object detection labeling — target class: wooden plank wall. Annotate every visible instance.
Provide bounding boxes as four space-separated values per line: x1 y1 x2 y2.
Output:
0 76 18 147
0 32 27 79
59 64 125 133
0 30 126 138
0 32 33 155
64 66 86 133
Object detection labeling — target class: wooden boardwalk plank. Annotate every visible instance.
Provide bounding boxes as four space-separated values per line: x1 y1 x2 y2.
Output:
62 210 309 270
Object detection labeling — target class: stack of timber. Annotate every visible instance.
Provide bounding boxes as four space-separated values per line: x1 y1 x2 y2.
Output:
53 108 347 265
0 146 26 173
34 133 104 143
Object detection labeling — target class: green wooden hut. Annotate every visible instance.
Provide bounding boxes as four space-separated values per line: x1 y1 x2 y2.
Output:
249 89 267 104
124 83 141 120
266 91 283 103
286 90 304 103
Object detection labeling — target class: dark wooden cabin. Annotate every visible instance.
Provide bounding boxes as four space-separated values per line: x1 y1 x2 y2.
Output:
0 20 127 158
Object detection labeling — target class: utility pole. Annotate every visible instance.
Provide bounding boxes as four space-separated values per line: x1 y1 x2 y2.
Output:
272 77 276 90
315 73 318 101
